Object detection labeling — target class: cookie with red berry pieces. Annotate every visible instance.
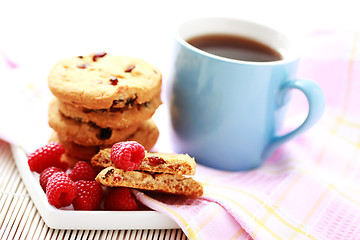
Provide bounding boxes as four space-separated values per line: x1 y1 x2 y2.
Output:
56 93 162 129
49 123 159 162
91 148 196 175
48 117 159 161
95 166 203 197
125 118 159 151
48 99 144 146
49 131 103 161
47 52 162 110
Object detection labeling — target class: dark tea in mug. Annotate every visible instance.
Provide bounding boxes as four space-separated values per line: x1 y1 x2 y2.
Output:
187 34 282 62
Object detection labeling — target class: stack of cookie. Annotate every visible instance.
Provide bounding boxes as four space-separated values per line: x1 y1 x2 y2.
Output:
47 52 162 166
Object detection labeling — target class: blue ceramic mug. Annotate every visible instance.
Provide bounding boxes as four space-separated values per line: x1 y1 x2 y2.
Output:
169 17 325 171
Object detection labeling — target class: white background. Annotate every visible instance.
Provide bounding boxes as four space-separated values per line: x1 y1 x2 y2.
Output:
0 0 359 81
0 0 359 151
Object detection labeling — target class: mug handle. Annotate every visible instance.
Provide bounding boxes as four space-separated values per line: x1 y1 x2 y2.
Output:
263 79 325 158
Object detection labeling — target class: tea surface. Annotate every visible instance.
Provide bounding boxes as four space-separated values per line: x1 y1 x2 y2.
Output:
187 34 282 62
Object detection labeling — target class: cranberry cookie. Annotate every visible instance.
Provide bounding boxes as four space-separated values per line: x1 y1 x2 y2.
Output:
56 94 162 129
47 52 162 109
49 119 159 161
96 167 203 197
91 149 196 175
48 99 158 146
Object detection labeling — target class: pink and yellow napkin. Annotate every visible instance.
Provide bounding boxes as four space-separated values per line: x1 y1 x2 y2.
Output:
136 30 360 240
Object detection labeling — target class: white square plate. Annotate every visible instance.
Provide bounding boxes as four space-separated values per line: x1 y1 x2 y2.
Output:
11 144 179 230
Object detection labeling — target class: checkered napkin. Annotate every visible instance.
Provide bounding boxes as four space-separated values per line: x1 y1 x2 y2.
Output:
1 29 360 240
135 30 360 240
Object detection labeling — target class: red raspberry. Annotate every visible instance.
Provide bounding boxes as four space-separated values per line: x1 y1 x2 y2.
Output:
104 187 138 211
28 142 65 173
46 172 77 208
39 167 63 191
73 180 103 210
110 141 145 171
68 161 97 182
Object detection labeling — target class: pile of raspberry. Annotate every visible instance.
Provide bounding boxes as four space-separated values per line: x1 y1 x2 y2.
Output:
28 141 144 211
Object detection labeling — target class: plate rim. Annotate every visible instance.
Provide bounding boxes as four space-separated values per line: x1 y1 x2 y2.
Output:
11 144 180 230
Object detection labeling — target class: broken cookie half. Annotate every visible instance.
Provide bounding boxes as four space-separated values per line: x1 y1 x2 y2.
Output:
92 148 196 175
96 166 203 197
92 148 203 197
